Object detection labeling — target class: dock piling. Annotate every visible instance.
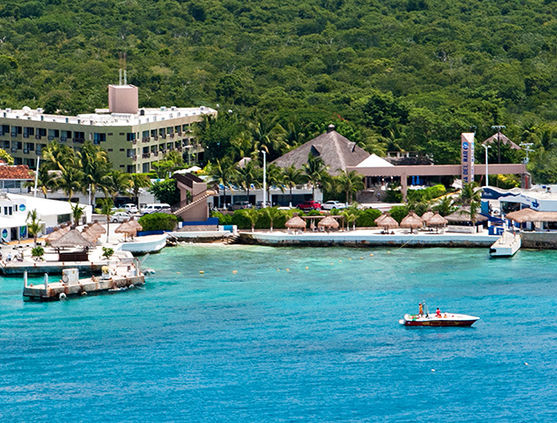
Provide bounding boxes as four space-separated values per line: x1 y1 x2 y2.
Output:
24 271 28 288
44 273 49 291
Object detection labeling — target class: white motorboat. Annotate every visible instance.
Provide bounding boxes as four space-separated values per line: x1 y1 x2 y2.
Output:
399 312 480 327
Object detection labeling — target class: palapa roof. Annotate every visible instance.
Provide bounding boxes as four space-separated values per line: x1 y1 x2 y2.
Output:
427 212 448 227
81 230 100 244
445 207 488 224
115 221 138 234
483 132 521 150
318 215 339 229
285 215 306 229
272 126 370 175
400 212 423 229
45 225 71 243
421 211 434 223
375 213 399 229
505 208 557 223
50 229 94 248
127 219 143 231
87 222 106 235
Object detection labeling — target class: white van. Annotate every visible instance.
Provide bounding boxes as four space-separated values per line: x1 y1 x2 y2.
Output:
142 203 171 214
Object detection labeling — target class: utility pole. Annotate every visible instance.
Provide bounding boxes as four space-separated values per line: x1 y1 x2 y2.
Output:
33 156 40 198
491 125 505 163
261 150 267 208
482 144 491 187
519 143 534 164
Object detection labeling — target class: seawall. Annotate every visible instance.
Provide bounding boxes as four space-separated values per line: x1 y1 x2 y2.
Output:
521 232 557 249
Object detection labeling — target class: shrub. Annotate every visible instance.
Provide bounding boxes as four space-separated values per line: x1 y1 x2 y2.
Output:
390 205 409 223
385 189 402 203
102 247 114 260
138 213 178 231
31 245 44 260
355 208 382 227
211 211 233 225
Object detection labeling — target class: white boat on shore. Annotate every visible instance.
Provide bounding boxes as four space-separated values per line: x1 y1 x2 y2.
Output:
490 231 521 257
119 233 168 254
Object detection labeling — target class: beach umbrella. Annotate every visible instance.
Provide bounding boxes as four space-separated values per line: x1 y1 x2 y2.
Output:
127 218 143 231
376 213 399 231
421 211 434 224
374 213 389 225
427 212 448 232
81 230 100 245
400 211 423 233
285 215 306 230
115 221 138 239
50 229 94 248
88 221 106 235
318 216 339 230
44 225 71 244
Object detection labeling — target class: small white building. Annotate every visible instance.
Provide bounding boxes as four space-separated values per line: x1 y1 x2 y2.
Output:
0 193 92 242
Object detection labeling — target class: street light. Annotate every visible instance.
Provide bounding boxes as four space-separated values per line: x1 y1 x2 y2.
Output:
491 125 505 163
482 144 491 187
520 142 534 164
261 150 267 208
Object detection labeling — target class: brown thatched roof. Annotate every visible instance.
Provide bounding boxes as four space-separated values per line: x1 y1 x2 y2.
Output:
483 132 521 150
375 213 399 229
81 230 100 244
50 229 94 248
427 212 448 227
506 208 557 223
87 222 106 235
421 211 434 223
318 215 339 229
127 218 143 231
285 215 306 229
271 126 370 175
400 212 423 229
45 225 70 244
445 207 488 224
115 221 138 235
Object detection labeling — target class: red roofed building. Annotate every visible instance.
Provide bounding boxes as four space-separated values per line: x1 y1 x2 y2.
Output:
0 163 33 193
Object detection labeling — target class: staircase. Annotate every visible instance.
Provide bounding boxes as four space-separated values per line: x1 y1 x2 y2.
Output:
172 190 216 217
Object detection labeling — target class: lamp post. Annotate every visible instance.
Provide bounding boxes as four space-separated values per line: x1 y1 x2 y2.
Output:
261 150 267 208
520 142 534 164
482 144 491 187
33 155 40 198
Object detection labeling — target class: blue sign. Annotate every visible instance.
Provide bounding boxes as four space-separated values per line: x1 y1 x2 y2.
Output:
1 229 7 239
461 133 475 184
19 204 26 212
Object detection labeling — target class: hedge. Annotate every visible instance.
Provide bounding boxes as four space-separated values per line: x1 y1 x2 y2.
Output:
138 213 178 231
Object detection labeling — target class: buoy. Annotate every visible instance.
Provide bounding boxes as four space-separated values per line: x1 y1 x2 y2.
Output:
369 253 374 257
431 369 436 372
232 270 238 274
59 293 67 300
360 257 364 260
199 270 204 274
524 362 529 366
286 268 290 272
305 266 309 270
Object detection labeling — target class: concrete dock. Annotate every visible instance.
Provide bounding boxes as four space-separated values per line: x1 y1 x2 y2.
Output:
239 229 499 248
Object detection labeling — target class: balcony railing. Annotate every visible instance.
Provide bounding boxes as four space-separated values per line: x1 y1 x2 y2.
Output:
142 137 150 143
73 138 85 143
142 153 150 159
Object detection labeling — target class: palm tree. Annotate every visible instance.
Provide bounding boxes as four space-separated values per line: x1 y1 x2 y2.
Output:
26 209 41 246
71 203 84 228
459 182 482 232
129 173 151 208
247 114 287 159
265 163 285 206
209 158 236 208
302 154 328 201
99 198 114 242
433 196 456 216
55 163 83 202
335 170 364 204
42 140 75 171
241 208 259 232
234 160 258 203
282 165 303 206
78 142 110 205
341 208 358 231
26 166 56 198
101 170 131 203
262 207 282 232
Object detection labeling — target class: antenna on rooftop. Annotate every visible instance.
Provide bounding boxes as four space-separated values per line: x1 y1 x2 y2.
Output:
118 52 127 85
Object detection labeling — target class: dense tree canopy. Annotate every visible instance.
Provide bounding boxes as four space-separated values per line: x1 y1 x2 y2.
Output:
0 0 555 181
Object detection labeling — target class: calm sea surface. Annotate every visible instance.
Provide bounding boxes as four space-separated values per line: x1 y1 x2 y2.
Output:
1 245 556 422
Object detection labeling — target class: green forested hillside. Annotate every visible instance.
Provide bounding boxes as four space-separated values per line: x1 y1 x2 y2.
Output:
0 0 556 180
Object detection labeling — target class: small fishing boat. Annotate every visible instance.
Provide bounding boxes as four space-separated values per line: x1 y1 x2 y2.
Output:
399 312 479 327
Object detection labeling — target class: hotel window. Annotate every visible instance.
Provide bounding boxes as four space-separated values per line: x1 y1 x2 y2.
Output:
142 130 149 139
23 127 34 138
93 133 106 144
74 131 85 142
126 132 136 141
127 165 135 173
47 129 59 140
0 125 9 135
61 130 72 141
167 126 173 134
150 129 157 138
11 126 21 137
127 149 136 158
158 128 165 137
175 125 181 133
37 128 46 137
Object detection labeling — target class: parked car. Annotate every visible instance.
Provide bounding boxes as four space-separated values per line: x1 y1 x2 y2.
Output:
321 200 347 210
255 201 272 209
298 200 322 211
142 203 171 214
123 203 139 214
111 211 130 223
228 201 252 211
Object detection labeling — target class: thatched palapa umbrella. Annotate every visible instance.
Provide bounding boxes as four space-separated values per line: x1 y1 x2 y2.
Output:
375 213 399 232
87 222 106 235
81 230 100 245
421 211 434 224
115 221 138 239
505 208 539 223
50 229 94 249
318 216 339 231
45 225 71 245
127 218 143 231
400 211 423 233
285 215 306 231
427 212 448 232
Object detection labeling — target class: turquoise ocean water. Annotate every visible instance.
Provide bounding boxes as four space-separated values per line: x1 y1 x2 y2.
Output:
1 245 556 422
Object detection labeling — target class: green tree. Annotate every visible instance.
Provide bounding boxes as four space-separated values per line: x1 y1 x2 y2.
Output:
26 166 55 198
71 203 84 227
78 142 110 205
208 158 236 208
129 173 151 207
264 164 285 206
0 148 14 164
149 179 180 205
55 164 83 202
335 170 364 204
234 160 258 202
282 165 304 206
99 198 114 243
26 209 41 246
241 208 259 232
31 245 44 261
262 207 282 231
101 170 131 202
302 154 328 201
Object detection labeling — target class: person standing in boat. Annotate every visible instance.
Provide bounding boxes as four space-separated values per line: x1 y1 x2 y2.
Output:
436 307 442 317
418 303 423 316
